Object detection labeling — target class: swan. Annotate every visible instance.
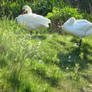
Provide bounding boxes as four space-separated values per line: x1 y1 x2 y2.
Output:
61 17 92 46
16 5 51 34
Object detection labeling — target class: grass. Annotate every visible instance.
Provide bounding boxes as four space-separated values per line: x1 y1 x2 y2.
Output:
0 18 92 92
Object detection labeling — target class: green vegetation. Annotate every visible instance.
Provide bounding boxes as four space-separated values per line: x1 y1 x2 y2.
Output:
0 0 66 18
46 6 83 32
0 0 92 18
0 18 92 92
0 0 92 92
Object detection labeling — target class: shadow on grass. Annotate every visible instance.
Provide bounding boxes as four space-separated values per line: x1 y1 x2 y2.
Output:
31 69 59 87
30 37 92 88
70 37 80 43
31 35 47 40
57 40 66 46
58 42 92 71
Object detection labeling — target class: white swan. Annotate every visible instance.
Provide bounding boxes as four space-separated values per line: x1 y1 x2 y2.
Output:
61 17 92 46
16 5 51 34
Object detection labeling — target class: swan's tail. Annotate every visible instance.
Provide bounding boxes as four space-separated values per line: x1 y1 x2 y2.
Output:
86 30 92 36
41 18 51 28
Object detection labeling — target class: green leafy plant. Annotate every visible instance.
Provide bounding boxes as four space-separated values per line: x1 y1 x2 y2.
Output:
46 6 83 33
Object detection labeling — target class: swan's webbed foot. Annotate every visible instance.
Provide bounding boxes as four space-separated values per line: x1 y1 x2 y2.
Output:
75 39 82 47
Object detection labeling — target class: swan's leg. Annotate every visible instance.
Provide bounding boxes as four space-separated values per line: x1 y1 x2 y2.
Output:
30 30 32 35
36 31 38 34
79 38 82 46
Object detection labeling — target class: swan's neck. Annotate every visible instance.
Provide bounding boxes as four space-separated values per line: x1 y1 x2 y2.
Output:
28 8 32 14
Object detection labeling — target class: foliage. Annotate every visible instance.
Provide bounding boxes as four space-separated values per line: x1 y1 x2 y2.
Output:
0 0 92 19
0 0 66 18
46 6 83 33
82 12 92 22
67 0 92 14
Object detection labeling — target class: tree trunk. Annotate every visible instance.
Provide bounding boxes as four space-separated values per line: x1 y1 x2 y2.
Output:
89 3 92 15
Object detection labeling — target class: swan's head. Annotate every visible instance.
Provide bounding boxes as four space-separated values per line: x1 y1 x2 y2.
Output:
61 17 75 30
22 5 32 14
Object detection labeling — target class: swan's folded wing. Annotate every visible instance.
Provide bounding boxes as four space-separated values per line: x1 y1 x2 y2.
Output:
33 14 51 23
76 20 92 31
16 14 51 30
16 15 24 25
24 14 51 24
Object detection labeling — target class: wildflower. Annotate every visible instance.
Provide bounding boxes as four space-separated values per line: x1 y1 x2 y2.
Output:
39 59 43 63
68 56 71 59
68 56 71 62
43 88 45 90
66 67 69 70
68 59 71 62
49 35 52 38
38 41 41 46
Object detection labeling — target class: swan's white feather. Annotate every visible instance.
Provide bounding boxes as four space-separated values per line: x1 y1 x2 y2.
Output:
62 17 92 38
16 13 51 31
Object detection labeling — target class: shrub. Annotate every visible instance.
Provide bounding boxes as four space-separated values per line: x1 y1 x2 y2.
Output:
82 12 92 22
0 0 66 18
46 6 83 33
0 0 24 18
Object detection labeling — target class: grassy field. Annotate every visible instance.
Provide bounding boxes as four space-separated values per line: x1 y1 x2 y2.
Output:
0 18 92 92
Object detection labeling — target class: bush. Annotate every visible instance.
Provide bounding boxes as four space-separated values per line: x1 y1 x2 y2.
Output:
82 12 92 22
46 6 83 33
0 0 66 18
0 0 24 18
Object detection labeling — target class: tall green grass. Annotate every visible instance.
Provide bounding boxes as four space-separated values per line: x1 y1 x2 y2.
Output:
0 18 92 92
